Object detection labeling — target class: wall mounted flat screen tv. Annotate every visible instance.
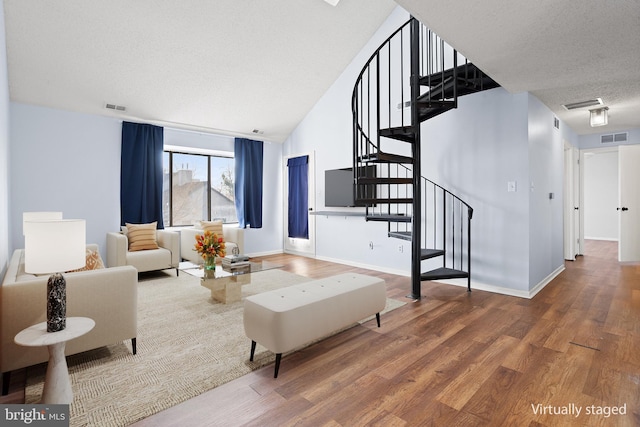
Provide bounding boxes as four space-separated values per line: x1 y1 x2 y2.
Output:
324 166 376 207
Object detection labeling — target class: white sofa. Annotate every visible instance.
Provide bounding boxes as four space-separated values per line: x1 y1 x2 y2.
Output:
179 224 245 265
1 244 138 395
106 229 180 275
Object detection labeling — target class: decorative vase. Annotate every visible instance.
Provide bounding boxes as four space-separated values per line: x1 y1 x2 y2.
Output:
204 255 216 279
47 273 66 332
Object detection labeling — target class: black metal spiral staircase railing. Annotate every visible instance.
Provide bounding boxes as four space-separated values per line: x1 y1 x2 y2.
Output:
351 17 499 299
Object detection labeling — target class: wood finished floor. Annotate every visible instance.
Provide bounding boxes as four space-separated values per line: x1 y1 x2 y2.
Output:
4 240 639 426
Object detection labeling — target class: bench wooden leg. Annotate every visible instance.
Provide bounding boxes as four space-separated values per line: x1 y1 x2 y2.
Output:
250 340 256 361
274 354 282 378
376 312 381 327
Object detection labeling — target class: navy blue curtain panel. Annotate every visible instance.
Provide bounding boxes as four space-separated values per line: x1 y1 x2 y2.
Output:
287 156 309 239
234 138 263 228
120 121 165 228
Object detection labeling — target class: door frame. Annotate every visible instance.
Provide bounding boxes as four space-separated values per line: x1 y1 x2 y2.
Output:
283 151 316 257
563 140 581 260
578 145 620 256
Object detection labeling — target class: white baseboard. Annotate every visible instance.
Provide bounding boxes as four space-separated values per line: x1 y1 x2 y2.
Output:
408 265 565 299
314 254 410 277
584 236 619 242
527 265 565 298
246 249 284 258
260 251 565 300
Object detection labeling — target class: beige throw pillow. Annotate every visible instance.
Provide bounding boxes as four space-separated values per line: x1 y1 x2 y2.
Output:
199 220 224 240
68 248 106 272
125 222 159 251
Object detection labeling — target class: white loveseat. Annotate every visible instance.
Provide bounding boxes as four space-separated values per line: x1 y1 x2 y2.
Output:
179 223 245 265
1 244 138 395
107 228 180 275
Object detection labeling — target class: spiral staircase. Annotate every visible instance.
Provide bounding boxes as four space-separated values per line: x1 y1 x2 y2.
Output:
352 17 499 299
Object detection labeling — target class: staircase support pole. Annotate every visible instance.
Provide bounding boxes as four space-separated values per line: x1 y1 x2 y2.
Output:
409 18 422 300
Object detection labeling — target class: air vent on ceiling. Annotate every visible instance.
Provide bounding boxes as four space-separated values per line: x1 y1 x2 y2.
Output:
252 129 264 135
105 103 126 112
601 132 628 144
562 98 603 110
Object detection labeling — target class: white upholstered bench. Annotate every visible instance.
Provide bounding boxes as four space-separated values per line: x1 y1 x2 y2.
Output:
243 273 386 377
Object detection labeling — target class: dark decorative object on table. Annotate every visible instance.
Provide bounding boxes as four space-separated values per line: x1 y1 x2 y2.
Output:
47 273 67 332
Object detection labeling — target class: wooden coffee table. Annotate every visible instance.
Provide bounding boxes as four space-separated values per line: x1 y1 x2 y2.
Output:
198 261 281 304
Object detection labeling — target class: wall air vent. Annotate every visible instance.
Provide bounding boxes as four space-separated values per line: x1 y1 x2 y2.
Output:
600 132 628 144
105 103 126 112
553 117 560 129
562 98 603 110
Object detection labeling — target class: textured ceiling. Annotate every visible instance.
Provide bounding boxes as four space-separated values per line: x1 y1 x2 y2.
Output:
3 1 640 142
396 0 640 136
3 0 397 142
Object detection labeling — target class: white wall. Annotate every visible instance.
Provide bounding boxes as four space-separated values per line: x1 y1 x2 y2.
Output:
0 0 10 279
583 150 618 240
9 104 283 257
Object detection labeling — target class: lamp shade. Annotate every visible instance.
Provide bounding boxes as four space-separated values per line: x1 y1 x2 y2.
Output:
24 219 86 274
22 212 63 235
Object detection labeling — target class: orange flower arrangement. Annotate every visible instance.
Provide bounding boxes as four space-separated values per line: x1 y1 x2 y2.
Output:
194 230 226 259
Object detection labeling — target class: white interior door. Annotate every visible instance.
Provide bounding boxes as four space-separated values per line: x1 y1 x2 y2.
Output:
618 145 640 262
563 142 580 260
284 152 316 257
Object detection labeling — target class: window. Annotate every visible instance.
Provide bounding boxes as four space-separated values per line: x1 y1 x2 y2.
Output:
163 150 237 227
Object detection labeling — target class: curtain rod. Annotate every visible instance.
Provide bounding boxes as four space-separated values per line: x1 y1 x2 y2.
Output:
115 114 267 141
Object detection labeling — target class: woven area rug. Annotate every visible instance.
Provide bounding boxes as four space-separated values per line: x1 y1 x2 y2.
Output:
25 269 405 427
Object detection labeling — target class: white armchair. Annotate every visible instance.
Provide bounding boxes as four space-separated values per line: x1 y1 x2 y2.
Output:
107 228 180 275
180 223 245 265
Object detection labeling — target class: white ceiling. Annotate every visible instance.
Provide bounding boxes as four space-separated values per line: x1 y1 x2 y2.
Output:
396 0 640 136
3 1 640 142
2 0 397 142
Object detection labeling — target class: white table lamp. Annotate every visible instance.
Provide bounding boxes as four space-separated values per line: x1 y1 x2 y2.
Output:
22 212 63 235
24 219 86 332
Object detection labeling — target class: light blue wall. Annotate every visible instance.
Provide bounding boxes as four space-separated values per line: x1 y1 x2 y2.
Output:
527 94 565 289
10 103 122 255
9 104 283 257
0 0 10 278
284 6 572 295
420 88 532 292
578 128 640 149
283 7 412 275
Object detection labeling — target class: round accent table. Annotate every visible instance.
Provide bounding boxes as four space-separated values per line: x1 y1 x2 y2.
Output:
14 316 95 404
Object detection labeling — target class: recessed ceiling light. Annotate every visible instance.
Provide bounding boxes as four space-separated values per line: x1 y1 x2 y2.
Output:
323 0 340 6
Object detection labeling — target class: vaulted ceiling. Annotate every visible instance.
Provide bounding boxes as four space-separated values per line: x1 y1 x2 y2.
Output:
396 0 640 137
4 1 640 142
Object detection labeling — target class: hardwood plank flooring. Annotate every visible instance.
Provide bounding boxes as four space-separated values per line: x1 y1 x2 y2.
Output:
4 240 639 426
